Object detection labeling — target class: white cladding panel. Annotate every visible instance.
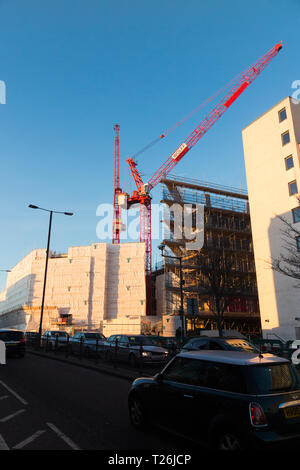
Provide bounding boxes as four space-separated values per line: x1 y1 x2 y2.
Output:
0 243 146 331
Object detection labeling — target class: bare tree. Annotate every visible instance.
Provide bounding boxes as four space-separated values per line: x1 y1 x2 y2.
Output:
188 248 245 337
271 201 300 285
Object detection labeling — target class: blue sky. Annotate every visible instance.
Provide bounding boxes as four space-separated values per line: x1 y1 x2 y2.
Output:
0 0 299 288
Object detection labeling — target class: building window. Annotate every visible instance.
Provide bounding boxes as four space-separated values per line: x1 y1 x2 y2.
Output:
289 180 298 196
292 207 300 223
296 236 300 252
279 108 287 122
282 131 291 146
285 155 294 170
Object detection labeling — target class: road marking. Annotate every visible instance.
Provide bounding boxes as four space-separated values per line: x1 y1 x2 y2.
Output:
0 409 26 423
12 430 46 450
0 395 9 401
0 380 28 405
0 434 9 450
47 422 81 450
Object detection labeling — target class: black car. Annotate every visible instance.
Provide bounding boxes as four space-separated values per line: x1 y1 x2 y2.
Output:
128 350 300 450
0 329 26 357
181 336 260 354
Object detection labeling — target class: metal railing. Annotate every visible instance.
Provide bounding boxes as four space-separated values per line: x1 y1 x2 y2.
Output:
26 334 179 374
164 174 248 197
25 333 300 372
162 188 249 213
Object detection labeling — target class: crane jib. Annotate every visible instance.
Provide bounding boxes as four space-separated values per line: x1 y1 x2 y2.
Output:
224 81 249 108
171 142 189 160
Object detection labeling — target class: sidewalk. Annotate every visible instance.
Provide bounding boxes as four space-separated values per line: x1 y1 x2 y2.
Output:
27 348 156 382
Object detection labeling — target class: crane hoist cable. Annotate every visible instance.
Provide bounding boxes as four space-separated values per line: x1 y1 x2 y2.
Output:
130 56 263 162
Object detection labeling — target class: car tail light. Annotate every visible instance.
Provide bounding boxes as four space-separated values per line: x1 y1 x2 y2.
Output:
19 338 26 344
249 402 267 427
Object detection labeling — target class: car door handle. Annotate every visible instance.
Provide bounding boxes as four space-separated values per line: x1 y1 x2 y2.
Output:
183 394 194 399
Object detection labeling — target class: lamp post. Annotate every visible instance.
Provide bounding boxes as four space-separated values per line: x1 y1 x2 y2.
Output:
159 244 185 342
29 205 73 346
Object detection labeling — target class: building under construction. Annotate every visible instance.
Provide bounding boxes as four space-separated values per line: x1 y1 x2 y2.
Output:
154 174 261 337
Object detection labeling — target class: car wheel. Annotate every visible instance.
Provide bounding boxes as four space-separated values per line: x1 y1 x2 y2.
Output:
129 396 147 429
129 354 137 368
215 429 243 451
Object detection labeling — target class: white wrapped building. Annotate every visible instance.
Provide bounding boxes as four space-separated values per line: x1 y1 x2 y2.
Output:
0 243 151 334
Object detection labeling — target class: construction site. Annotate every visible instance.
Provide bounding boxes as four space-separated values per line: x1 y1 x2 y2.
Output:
0 243 164 337
0 42 284 337
154 175 261 337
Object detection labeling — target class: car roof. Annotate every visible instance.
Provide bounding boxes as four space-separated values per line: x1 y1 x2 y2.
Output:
186 336 245 341
178 350 289 365
124 335 143 337
48 330 67 333
82 331 101 334
82 331 105 336
0 328 23 332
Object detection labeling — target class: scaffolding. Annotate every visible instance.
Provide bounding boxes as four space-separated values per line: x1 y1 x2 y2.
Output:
155 175 261 337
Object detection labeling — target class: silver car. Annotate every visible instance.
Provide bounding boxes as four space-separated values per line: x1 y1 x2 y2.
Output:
70 331 106 356
104 335 169 367
41 330 69 350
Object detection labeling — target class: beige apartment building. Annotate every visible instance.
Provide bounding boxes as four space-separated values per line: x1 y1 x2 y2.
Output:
242 96 300 340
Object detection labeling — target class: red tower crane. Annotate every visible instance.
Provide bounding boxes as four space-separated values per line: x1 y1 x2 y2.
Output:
112 124 122 244
123 42 282 315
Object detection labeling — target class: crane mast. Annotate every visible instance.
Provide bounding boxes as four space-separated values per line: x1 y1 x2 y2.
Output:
112 124 122 244
124 42 282 315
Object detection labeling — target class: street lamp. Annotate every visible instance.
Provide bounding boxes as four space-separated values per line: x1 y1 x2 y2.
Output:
29 205 73 345
159 244 185 341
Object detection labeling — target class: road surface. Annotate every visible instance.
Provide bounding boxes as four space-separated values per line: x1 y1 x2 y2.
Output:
0 353 192 450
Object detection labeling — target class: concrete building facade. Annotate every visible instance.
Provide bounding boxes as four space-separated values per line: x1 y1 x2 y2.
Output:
242 97 300 340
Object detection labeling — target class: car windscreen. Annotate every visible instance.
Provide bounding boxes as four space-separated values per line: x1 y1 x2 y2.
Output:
0 331 24 341
184 339 209 350
128 337 155 346
52 332 67 337
246 363 300 394
84 333 105 340
108 336 116 342
225 339 259 353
